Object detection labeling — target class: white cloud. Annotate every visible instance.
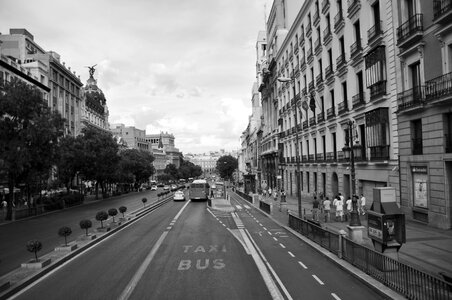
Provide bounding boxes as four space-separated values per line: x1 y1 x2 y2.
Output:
0 0 271 153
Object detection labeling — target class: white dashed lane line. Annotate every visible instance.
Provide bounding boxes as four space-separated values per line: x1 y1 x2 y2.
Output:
298 261 307 269
279 243 286 249
288 251 295 258
331 293 341 300
273 237 278 241
312 275 324 285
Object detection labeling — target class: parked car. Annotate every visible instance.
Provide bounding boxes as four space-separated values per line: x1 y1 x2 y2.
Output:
173 190 185 201
163 185 170 190
150 185 157 191
170 184 178 191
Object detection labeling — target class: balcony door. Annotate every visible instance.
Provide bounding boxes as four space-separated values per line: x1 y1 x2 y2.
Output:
410 61 421 98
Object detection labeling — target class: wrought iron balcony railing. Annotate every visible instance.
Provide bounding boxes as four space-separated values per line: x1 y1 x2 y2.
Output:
369 145 390 161
397 86 425 111
338 101 349 115
370 80 387 100
317 111 325 123
352 92 365 108
397 14 423 46
368 21 383 44
433 0 452 21
425 71 452 101
326 107 336 120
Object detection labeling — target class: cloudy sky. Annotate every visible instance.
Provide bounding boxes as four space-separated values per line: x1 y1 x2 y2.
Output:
1 0 272 154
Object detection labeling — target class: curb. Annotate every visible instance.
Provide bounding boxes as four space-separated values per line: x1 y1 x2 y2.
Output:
0 195 173 300
230 192 405 300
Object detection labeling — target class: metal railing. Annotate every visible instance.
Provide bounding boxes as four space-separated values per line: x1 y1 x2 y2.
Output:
397 14 423 44
425 71 452 101
369 145 390 161
342 238 452 300
288 214 452 300
368 21 383 43
352 92 365 108
317 112 325 123
370 80 387 100
338 101 349 115
259 200 271 214
433 0 452 20
327 107 336 120
397 86 425 111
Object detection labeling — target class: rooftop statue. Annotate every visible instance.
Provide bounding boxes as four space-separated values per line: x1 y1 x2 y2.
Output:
85 64 97 77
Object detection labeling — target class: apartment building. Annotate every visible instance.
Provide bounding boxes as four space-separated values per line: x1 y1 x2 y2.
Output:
0 29 83 137
146 132 181 168
110 123 152 152
395 0 452 229
260 0 400 205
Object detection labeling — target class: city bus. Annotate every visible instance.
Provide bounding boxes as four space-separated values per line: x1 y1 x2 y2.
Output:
189 179 210 201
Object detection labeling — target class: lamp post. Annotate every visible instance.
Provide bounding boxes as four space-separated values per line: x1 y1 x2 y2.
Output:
277 76 302 218
343 120 361 226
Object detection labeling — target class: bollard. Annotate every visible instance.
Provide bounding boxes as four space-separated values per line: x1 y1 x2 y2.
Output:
338 229 347 259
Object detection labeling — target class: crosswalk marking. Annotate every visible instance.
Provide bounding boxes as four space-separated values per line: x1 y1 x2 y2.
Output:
244 205 251 209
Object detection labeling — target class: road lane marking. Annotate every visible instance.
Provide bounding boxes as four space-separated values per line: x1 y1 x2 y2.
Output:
312 275 324 285
279 243 286 249
298 261 307 269
119 200 190 300
231 213 287 300
263 227 267 230
273 237 278 241
331 293 341 300
244 229 293 300
166 226 172 230
235 205 242 210
288 251 295 257
244 205 251 209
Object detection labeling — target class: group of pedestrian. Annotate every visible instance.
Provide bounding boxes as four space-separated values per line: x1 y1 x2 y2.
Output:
312 192 366 223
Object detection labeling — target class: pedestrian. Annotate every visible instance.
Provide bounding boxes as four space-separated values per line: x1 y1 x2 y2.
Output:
334 195 344 222
323 197 331 222
268 187 272 199
273 190 278 202
280 190 286 202
312 196 320 222
359 194 366 215
345 196 352 222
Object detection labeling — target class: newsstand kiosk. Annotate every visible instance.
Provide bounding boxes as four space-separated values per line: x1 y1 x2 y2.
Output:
367 187 406 260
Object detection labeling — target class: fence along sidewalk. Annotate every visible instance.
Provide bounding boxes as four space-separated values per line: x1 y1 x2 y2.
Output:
288 214 452 300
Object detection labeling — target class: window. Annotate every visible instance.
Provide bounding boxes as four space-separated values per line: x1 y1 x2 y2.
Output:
357 71 364 95
365 46 386 87
411 119 423 155
365 107 390 160
445 113 452 153
332 132 337 159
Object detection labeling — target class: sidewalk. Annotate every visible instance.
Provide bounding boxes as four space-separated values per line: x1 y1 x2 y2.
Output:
257 192 452 280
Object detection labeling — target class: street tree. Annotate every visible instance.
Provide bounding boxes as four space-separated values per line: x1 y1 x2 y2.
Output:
26 240 42 262
95 211 108 228
79 219 92 236
119 149 155 185
118 206 127 218
142 197 148 207
0 78 64 220
56 135 84 194
108 208 118 223
58 226 72 246
164 163 179 180
78 127 120 199
216 155 238 181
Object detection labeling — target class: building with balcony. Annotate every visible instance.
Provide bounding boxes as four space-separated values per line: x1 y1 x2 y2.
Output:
258 0 400 206
0 29 83 137
396 0 452 229
110 123 152 152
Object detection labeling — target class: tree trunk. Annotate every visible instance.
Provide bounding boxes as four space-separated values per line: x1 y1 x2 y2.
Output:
95 182 99 200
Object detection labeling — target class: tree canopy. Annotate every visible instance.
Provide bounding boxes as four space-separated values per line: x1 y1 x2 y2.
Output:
0 78 64 219
216 155 238 181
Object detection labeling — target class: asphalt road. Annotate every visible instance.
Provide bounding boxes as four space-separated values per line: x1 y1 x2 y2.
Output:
0 189 162 276
8 190 384 300
12 199 272 300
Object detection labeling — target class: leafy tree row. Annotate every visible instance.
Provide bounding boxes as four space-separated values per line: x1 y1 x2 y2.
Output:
0 78 155 220
157 158 202 183
216 155 238 181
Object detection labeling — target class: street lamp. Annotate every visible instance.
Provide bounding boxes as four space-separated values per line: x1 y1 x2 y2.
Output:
277 76 302 218
342 120 361 226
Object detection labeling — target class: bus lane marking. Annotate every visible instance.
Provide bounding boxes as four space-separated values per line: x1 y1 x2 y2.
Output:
119 200 190 300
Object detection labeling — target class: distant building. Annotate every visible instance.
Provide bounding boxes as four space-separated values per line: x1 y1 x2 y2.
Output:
110 124 152 152
146 132 181 168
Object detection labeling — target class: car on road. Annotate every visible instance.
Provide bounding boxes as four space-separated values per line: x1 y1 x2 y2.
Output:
150 185 157 191
163 185 170 190
173 190 185 201
170 184 178 191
